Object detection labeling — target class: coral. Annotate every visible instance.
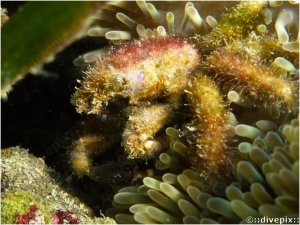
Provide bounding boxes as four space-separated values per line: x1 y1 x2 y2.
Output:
1 146 116 224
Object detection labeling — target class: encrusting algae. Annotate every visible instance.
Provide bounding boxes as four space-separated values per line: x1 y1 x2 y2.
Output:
1 146 116 224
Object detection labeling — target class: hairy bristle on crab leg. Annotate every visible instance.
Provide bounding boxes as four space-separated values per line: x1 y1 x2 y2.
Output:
184 75 236 180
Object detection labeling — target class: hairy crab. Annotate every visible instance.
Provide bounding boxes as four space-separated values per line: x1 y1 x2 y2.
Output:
69 1 298 184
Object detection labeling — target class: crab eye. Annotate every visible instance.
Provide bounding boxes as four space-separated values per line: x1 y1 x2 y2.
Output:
101 113 108 122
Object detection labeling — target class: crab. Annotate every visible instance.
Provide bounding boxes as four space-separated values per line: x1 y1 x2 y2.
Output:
68 1 298 183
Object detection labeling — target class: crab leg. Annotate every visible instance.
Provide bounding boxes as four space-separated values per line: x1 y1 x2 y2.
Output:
185 75 236 180
122 104 174 159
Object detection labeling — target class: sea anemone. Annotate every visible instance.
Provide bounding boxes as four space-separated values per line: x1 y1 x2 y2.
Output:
73 1 239 66
74 1 299 66
107 116 299 224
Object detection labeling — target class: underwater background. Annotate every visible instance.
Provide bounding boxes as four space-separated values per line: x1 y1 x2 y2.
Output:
1 1 299 224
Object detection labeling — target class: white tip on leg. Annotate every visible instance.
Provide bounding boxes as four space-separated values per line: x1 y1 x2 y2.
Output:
144 140 162 156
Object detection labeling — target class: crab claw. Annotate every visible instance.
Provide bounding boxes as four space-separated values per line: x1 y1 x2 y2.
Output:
123 104 173 159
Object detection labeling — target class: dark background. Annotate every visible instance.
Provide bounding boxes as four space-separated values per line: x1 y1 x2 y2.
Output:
1 1 117 214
